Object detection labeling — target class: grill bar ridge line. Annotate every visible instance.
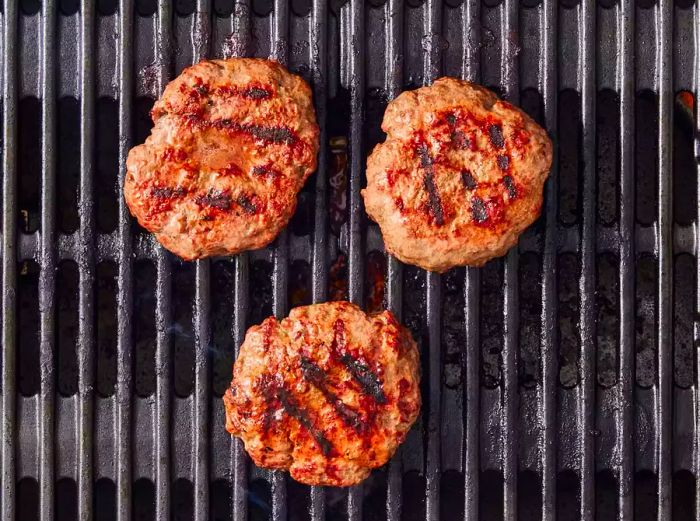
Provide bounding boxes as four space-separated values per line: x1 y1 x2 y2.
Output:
617 0 636 519
116 0 135 520
694 0 700 514
540 0 559 518
78 1 97 519
1 0 19 519
310 0 330 517
39 1 58 520
155 2 174 519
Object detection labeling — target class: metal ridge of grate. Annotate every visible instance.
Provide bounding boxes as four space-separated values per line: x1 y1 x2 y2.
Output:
2 1 700 520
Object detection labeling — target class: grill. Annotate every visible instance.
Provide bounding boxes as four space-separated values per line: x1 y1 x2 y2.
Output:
1 0 699 519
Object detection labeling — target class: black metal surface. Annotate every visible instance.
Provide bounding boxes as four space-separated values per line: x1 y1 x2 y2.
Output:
1 0 700 520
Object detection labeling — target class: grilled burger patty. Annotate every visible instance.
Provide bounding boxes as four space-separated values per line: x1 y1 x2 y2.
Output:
362 77 552 272
124 58 319 260
223 302 421 487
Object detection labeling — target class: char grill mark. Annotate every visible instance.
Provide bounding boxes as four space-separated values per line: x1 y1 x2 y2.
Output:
237 194 257 214
195 190 232 210
471 196 488 223
330 319 388 404
416 144 445 226
489 124 505 148
299 357 364 432
243 86 272 99
503 175 517 199
461 170 477 190
278 387 334 457
215 119 296 144
497 154 510 171
151 186 186 199
445 112 470 149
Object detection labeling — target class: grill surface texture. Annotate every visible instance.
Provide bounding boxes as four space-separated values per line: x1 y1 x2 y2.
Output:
1 0 700 520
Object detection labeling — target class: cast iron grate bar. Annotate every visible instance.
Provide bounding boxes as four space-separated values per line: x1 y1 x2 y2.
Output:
347 0 366 519
270 1 289 519
155 2 174 519
116 1 135 520
310 0 329 517
501 0 520 518
540 0 559 519
423 2 443 520
579 1 596 519
385 1 404 520
1 1 19 520
39 2 57 520
460 1 481 519
695 2 700 514
192 4 212 521
656 0 674 518
617 0 635 519
78 1 97 518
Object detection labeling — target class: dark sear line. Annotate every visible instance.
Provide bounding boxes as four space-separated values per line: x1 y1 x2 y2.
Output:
195 189 232 210
213 119 297 145
488 124 505 148
299 357 364 432
278 387 334 457
151 186 186 199
497 154 510 171
471 196 488 223
243 86 272 100
445 112 470 149
330 319 388 404
416 144 445 226
503 175 518 199
236 194 257 214
461 170 477 190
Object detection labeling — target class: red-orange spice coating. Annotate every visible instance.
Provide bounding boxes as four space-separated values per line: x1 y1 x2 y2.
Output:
223 301 421 487
124 58 319 260
362 77 552 272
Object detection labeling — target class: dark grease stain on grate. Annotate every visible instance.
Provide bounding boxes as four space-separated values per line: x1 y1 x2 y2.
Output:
673 254 696 389
596 253 619 388
134 260 157 397
557 90 581 226
635 90 659 225
480 259 504 388
96 97 119 234
97 261 118 397
18 97 41 233
518 252 542 388
57 260 79 396
558 254 581 389
442 269 465 390
596 89 620 226
635 254 658 389
211 260 237 396
58 97 80 234
18 260 40 397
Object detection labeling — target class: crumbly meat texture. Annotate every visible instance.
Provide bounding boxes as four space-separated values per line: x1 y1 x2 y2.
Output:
223 302 421 487
124 58 319 260
362 77 552 272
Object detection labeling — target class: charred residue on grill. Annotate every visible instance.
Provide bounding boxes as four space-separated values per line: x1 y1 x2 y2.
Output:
497 154 510 171
503 175 517 199
461 170 477 190
278 387 334 456
299 356 364 432
195 189 232 211
416 143 445 226
330 319 387 404
488 124 505 148
237 194 257 214
471 196 488 223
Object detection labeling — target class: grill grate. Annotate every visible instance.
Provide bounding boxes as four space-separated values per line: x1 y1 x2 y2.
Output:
1 0 700 520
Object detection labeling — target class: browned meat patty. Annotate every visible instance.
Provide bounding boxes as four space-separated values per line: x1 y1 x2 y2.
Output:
223 302 421 487
124 58 319 260
362 77 552 272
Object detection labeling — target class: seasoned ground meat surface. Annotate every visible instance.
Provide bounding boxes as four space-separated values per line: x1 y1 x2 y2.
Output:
223 302 421 487
362 77 552 272
124 58 319 260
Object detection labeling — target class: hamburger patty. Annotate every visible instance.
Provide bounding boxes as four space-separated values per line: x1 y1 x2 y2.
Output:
362 77 552 272
223 302 421 487
124 58 319 260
